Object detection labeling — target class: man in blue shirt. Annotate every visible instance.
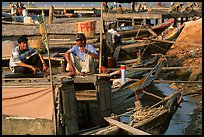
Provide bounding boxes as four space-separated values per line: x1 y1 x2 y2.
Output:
65 33 99 76
9 35 47 75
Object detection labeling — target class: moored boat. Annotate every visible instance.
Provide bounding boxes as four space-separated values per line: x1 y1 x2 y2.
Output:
81 88 183 135
114 22 186 68
103 89 183 135
118 18 175 40
111 57 165 114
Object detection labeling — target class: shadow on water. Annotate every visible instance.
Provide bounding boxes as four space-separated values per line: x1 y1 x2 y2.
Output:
155 83 197 135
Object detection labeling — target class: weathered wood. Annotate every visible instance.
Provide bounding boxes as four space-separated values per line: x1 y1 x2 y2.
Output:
149 38 202 47
113 79 202 84
76 90 96 97
96 78 112 126
91 126 119 135
49 38 98 46
99 2 103 73
74 10 95 14
104 117 151 135
117 58 140 64
49 6 54 24
106 66 202 71
60 80 78 135
41 14 58 134
76 126 101 135
153 79 202 84
76 96 96 101
2 21 37 25
119 42 154 50
145 26 158 37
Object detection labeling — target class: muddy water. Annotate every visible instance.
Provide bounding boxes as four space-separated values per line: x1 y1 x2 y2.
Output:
155 83 197 135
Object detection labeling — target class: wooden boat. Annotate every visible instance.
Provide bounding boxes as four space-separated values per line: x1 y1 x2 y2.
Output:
116 18 175 40
111 57 165 114
81 88 183 135
102 89 183 135
102 23 185 80
114 22 186 67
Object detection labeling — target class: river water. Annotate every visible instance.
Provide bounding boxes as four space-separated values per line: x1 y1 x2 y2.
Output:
3 2 191 8
155 83 197 135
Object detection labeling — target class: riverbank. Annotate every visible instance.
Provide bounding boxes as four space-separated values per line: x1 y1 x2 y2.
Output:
164 18 202 135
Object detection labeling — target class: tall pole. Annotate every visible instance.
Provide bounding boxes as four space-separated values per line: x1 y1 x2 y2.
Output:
99 2 103 73
41 10 57 134
48 5 54 24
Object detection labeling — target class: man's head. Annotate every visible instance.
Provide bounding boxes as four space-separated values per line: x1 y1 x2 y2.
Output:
75 33 86 46
18 35 28 50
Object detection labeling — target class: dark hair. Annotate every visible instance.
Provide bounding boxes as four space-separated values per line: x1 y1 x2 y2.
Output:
17 35 28 44
76 33 86 43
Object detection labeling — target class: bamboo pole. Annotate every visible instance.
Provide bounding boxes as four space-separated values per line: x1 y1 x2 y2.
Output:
106 66 202 71
110 78 202 84
99 2 103 73
149 38 202 47
41 10 57 134
48 6 54 24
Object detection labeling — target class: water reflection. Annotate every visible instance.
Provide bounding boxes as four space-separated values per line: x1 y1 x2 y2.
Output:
154 83 197 135
164 96 196 135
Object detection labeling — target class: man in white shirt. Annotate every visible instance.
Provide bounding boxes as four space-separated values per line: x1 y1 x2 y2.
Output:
65 33 99 76
107 23 122 55
22 7 28 17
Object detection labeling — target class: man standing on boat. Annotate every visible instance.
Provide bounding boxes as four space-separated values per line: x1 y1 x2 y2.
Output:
116 4 123 14
65 33 99 76
11 5 17 16
107 23 122 56
22 7 28 17
9 35 47 75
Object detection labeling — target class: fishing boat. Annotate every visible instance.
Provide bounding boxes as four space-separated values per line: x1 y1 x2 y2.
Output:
110 57 165 114
118 18 175 40
114 22 186 68
101 22 185 80
104 89 183 135
79 88 183 135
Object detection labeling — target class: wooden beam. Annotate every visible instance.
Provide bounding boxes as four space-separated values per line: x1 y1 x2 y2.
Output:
104 117 151 135
106 66 202 71
145 26 157 37
99 2 103 73
150 38 202 47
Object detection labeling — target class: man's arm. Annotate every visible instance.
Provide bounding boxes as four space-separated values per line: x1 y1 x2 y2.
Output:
37 51 47 71
65 50 75 72
17 62 37 74
85 49 99 59
85 44 99 59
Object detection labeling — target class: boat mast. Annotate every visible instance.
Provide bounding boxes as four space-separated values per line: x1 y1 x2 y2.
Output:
40 10 57 134
99 2 103 73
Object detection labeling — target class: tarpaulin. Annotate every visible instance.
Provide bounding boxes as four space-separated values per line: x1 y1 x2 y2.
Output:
2 87 54 120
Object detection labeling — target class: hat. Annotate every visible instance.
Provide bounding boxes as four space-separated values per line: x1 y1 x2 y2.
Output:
76 33 86 41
